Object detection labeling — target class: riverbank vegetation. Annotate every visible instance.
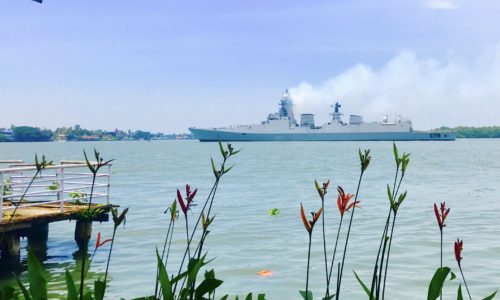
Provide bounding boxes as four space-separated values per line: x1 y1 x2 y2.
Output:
0 125 192 142
435 126 500 138
0 143 497 299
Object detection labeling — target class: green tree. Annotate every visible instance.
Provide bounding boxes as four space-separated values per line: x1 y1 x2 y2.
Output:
13 126 53 142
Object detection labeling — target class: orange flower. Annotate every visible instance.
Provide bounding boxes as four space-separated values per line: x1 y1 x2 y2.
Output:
300 203 323 234
95 232 112 250
336 186 358 217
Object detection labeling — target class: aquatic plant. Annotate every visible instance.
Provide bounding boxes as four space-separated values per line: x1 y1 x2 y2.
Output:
83 149 113 209
300 203 323 300
353 144 407 300
314 179 330 295
334 149 370 300
434 201 450 300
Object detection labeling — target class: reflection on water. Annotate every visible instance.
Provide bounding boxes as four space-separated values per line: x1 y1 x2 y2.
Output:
0 140 499 299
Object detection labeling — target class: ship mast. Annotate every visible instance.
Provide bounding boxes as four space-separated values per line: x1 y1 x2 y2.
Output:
330 101 343 124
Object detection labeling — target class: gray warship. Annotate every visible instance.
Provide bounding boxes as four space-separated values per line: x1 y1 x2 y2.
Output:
189 90 455 141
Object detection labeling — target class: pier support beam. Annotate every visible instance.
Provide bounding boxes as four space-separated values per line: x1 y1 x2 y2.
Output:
0 232 20 259
74 220 92 249
27 223 49 260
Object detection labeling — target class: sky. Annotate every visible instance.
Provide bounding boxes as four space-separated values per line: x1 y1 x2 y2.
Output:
1 0 500 132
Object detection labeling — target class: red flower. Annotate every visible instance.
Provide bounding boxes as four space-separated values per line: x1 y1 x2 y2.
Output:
336 186 358 217
300 203 323 234
95 232 112 250
177 184 198 215
454 239 463 266
434 202 450 230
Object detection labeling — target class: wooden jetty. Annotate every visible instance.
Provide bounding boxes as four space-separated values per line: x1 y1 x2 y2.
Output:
0 160 113 260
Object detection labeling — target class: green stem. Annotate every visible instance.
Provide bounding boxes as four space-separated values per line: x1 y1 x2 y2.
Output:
101 226 117 299
321 199 329 293
335 170 364 300
155 218 173 298
381 212 397 300
79 172 97 300
459 265 472 300
439 229 443 300
306 233 312 300
370 211 390 298
325 216 343 298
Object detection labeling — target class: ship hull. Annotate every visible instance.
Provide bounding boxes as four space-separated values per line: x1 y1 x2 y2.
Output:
189 128 455 141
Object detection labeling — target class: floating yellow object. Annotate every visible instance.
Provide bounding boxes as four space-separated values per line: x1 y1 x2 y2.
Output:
257 270 273 277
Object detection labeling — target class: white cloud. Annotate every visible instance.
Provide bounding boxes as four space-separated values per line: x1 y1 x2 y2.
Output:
289 45 500 129
425 0 457 10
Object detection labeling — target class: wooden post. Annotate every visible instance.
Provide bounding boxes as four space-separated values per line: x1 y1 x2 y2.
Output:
74 220 92 249
0 232 20 259
27 223 49 260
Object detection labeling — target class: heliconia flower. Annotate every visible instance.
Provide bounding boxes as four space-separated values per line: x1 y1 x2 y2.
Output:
315 179 330 199
434 202 450 230
454 238 463 266
336 186 359 217
95 232 112 250
300 203 323 234
177 184 198 215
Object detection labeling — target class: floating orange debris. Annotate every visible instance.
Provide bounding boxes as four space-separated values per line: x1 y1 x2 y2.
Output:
257 270 273 277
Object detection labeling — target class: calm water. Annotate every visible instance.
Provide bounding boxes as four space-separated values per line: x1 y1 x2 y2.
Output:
1 140 499 299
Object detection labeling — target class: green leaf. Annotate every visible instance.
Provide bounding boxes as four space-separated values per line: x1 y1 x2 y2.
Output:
387 185 396 212
219 295 228 300
27 249 47 300
482 291 497 300
245 293 253 300
457 284 463 300
397 191 407 207
195 278 223 300
322 296 335 300
156 249 174 300
83 291 93 300
171 199 177 221
94 278 106 300
65 270 78 300
223 165 234 175
353 271 375 300
0 286 17 300
218 140 227 159
83 151 96 174
427 267 450 300
186 255 208 291
450 272 457 281
211 158 219 179
15 278 31 300
393 143 400 166
205 269 215 280
257 294 266 300
299 290 313 300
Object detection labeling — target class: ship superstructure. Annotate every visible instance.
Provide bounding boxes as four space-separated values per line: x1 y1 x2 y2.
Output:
189 90 454 141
